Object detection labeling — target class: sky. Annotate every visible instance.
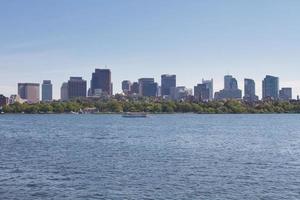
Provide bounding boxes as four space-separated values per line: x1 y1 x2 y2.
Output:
1 0 300 99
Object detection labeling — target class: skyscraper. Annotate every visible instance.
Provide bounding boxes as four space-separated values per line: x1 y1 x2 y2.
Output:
243 79 258 102
194 84 210 101
90 69 112 96
60 82 69 101
224 75 238 90
262 75 279 100
68 77 87 99
161 74 176 96
42 80 53 102
214 75 242 100
224 75 234 90
122 80 132 94
279 88 292 101
131 82 139 94
138 78 158 97
202 79 214 100
18 83 40 104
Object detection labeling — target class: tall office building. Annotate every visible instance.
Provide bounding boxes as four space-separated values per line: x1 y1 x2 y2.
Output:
18 83 40 104
223 75 238 90
243 79 258 102
60 82 69 101
90 69 112 96
262 75 279 100
131 82 139 94
161 74 176 96
138 78 158 97
224 75 234 90
122 80 132 94
202 79 213 100
214 75 242 100
279 88 292 101
42 80 53 102
68 77 87 99
194 84 210 101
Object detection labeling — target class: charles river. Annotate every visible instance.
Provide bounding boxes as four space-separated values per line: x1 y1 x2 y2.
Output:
0 114 299 200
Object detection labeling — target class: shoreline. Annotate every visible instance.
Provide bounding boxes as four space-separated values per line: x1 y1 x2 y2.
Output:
2 99 300 115
1 112 299 115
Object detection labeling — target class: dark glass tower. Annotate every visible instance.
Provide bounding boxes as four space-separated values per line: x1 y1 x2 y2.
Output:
262 75 279 100
244 78 258 102
91 69 112 96
68 77 87 99
42 80 53 102
138 78 158 97
161 74 176 96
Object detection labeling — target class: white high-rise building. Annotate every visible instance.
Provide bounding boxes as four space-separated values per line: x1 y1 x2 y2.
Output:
60 82 69 101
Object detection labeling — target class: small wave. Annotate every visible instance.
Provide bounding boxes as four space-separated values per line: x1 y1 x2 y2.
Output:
10 169 24 173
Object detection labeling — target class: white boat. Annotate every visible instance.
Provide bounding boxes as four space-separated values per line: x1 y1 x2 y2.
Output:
122 112 148 118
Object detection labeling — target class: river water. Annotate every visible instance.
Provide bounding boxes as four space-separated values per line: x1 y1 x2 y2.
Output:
0 114 299 199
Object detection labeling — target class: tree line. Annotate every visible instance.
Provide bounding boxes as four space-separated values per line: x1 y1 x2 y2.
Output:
2 99 300 114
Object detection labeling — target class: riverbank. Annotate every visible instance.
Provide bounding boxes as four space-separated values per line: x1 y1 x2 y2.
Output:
1 99 300 114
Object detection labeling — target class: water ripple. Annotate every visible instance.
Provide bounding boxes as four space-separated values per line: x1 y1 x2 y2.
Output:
0 114 300 199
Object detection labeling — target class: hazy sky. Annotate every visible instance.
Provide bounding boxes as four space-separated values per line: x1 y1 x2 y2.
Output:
1 0 300 99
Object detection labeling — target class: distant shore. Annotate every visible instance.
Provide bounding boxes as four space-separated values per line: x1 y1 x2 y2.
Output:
1 112 299 115
2 99 300 114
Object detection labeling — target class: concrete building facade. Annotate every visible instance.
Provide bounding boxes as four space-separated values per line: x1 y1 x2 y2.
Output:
68 77 87 99
18 83 40 104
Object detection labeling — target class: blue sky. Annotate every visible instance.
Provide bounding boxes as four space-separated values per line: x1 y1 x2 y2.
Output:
1 0 300 99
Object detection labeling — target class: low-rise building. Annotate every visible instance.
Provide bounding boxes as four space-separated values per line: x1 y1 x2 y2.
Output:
9 95 25 104
0 95 8 107
279 88 292 101
170 86 192 101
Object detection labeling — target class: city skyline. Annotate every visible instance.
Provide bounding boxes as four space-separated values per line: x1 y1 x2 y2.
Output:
0 70 298 100
1 1 300 98
3 70 295 102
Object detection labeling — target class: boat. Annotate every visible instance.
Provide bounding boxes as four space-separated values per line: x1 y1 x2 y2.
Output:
122 112 148 118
